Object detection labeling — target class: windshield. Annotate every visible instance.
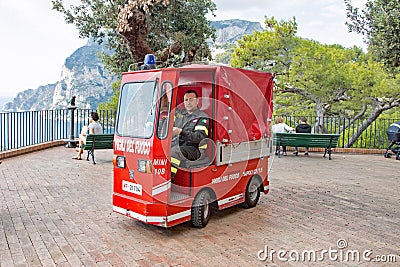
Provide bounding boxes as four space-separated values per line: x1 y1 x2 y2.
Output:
116 81 158 138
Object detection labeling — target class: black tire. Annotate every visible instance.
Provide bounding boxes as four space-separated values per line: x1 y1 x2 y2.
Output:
384 151 391 158
396 153 400 160
242 176 261 209
191 190 212 228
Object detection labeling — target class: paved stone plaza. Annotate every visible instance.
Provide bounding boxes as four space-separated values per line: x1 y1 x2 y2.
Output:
0 146 399 266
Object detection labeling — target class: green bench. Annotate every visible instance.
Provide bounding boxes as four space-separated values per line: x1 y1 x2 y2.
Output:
273 133 340 160
83 134 114 164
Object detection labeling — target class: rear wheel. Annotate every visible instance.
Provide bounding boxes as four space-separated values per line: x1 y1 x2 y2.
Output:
384 151 391 158
242 176 261 209
191 190 212 228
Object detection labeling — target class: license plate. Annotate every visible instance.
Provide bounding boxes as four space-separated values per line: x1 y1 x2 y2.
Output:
122 180 142 196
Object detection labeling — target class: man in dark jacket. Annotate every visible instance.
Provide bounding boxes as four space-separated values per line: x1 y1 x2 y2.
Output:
170 90 209 179
294 117 312 156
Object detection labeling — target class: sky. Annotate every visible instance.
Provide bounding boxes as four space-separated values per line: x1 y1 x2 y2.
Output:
0 0 367 98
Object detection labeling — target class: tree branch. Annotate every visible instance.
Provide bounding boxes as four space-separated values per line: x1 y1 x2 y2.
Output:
332 88 352 102
279 86 319 103
339 103 368 134
345 97 400 147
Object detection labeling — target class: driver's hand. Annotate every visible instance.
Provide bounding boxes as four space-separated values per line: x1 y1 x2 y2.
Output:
173 127 182 136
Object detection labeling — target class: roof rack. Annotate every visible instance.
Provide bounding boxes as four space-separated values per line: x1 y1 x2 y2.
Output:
172 61 231 68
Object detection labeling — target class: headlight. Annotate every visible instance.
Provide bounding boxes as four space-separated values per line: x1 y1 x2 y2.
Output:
138 159 153 174
114 156 125 169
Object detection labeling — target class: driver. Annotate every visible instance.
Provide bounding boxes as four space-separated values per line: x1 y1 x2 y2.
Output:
170 90 209 180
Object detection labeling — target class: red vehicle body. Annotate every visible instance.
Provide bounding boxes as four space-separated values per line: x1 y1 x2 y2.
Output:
112 64 274 227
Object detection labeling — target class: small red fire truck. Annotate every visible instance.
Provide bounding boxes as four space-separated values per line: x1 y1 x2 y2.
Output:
112 61 274 227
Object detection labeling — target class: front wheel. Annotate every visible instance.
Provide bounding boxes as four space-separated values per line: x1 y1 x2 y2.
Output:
242 176 261 209
384 151 391 158
191 190 212 228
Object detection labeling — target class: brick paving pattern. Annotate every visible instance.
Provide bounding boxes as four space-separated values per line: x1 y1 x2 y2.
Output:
0 147 399 266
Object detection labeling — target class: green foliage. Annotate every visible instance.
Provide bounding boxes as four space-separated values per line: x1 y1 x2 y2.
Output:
381 107 400 118
230 15 400 146
345 0 400 72
232 17 359 116
52 0 216 74
232 16 299 74
231 17 314 117
231 16 400 119
213 43 235 65
288 41 369 116
53 0 216 109
272 114 399 149
99 38 133 75
52 0 131 73
339 116 398 149
149 0 216 65
97 81 121 111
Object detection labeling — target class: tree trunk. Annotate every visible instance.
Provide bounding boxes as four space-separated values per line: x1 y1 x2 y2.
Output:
118 7 153 63
345 109 382 148
280 87 329 133
345 97 400 147
338 104 367 135
314 102 327 133
126 11 154 63
158 42 183 62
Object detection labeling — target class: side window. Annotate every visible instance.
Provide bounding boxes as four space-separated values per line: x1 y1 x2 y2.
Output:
156 81 173 139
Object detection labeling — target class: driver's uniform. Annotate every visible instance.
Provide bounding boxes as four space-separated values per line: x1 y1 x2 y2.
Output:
170 108 209 178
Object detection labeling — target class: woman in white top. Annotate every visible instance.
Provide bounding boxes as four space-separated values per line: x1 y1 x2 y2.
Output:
272 116 294 156
73 112 103 160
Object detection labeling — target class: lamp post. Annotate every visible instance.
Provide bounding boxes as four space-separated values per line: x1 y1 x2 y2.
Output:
66 96 78 148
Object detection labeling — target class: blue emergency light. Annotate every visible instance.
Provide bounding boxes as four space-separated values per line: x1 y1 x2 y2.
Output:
141 54 156 70
144 54 156 64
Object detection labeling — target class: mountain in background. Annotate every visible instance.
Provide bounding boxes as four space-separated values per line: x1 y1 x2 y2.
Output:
211 19 262 44
0 96 12 112
3 19 262 111
4 84 57 111
3 39 117 112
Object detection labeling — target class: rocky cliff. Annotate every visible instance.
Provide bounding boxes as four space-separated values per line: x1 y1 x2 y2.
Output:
0 96 13 112
4 84 56 111
4 41 117 111
211 19 262 44
51 43 116 110
3 20 261 111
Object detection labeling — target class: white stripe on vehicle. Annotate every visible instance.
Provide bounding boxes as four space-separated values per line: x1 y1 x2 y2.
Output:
152 181 171 196
113 206 127 215
218 193 244 206
167 209 191 222
113 206 191 223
